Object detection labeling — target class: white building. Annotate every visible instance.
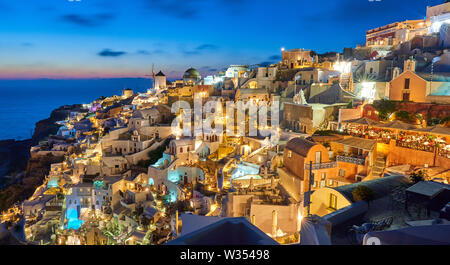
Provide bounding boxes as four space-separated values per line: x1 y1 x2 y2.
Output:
154 71 167 91
225 65 249 78
427 2 450 33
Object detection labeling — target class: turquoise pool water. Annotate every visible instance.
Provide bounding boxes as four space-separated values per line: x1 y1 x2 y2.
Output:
151 153 171 168
65 208 84 230
47 177 59 189
168 170 180 183
231 162 260 180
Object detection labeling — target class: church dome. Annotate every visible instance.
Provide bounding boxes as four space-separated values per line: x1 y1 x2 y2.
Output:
183 68 201 86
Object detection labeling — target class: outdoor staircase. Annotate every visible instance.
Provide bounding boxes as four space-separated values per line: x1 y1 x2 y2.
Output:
372 154 386 179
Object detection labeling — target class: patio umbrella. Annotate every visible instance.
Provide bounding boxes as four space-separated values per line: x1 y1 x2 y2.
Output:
375 120 419 140
343 117 381 126
376 120 418 131
412 125 450 137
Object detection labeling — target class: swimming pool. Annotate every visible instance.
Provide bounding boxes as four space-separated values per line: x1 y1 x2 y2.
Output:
151 153 172 169
231 162 260 180
65 208 84 230
47 177 59 189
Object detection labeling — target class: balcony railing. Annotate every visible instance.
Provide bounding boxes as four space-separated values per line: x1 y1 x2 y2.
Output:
396 140 434 153
336 155 365 165
305 161 337 170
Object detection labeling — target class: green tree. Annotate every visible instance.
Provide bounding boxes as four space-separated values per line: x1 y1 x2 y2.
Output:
373 100 397 120
346 100 354 109
395 111 412 122
352 186 376 203
409 170 427 184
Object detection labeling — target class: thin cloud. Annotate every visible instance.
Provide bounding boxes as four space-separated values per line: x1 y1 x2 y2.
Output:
268 55 281 61
196 44 218 50
61 13 116 27
137 49 165 55
98 49 127 57
143 0 200 20
182 44 219 56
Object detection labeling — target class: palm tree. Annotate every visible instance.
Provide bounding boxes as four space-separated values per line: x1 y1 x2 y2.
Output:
354 71 377 84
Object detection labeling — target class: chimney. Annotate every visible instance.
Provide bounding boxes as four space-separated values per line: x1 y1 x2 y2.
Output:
272 210 278 237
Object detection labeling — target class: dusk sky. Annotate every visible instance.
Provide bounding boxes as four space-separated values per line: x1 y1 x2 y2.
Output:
0 0 443 79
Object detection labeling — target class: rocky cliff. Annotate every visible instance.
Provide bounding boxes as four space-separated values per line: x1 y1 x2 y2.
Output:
0 104 85 211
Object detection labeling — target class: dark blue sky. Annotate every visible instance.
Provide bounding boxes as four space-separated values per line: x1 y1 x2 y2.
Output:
0 0 443 79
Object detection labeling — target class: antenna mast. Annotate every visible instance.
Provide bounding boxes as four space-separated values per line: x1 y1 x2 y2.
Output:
152 64 155 89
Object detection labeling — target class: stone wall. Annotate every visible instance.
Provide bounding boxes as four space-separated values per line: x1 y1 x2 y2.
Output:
363 101 450 121
385 140 450 168
250 203 299 235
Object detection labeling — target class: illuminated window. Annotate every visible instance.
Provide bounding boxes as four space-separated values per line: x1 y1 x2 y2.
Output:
288 151 292 158
329 194 337 210
320 180 325 188
315 152 322 163
339 169 345 177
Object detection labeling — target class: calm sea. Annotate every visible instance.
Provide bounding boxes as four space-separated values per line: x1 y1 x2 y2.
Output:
0 78 151 140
